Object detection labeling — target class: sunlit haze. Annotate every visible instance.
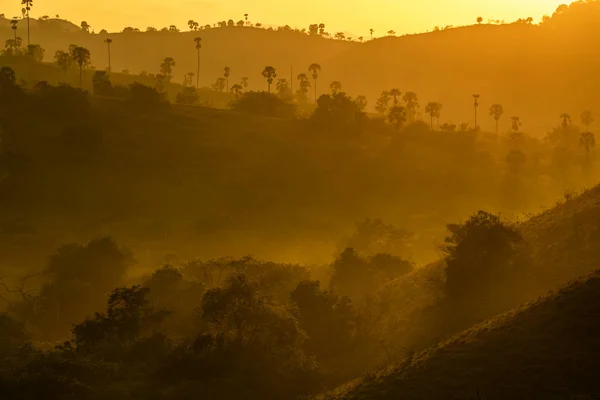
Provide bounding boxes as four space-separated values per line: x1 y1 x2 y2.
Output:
5 0 568 35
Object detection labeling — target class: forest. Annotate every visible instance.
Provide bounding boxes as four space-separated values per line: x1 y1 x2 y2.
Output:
2 1 600 399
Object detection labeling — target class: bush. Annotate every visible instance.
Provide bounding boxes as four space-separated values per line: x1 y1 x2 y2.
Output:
232 91 296 118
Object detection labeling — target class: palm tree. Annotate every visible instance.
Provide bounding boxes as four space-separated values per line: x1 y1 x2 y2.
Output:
489 104 504 135
262 66 276 93
580 131 596 170
472 94 480 128
403 91 419 122
231 83 243 99
244 14 249 26
389 89 401 105
22 0 33 46
511 116 522 133
69 45 91 88
10 19 18 42
224 67 231 92
308 63 321 103
194 37 202 87
54 50 71 81
581 110 594 131
104 38 113 73
387 106 406 132
560 113 571 129
425 102 442 130
241 77 249 92
330 81 342 95
370 28 374 40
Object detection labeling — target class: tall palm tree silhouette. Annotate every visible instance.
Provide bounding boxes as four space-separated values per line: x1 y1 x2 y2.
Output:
10 19 18 42
194 37 202 88
472 94 480 128
489 104 504 135
308 63 321 103
21 0 33 46
262 66 277 93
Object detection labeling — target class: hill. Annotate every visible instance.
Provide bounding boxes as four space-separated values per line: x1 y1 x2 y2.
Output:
4 2 600 132
319 270 600 400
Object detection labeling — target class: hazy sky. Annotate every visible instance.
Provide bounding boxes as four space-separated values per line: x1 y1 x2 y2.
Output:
6 0 568 36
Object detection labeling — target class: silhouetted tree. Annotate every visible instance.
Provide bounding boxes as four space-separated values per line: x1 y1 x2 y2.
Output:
389 89 401 105
25 44 44 62
295 73 311 102
387 106 407 132
370 28 374 40
212 77 226 92
244 13 249 26
472 94 480 128
330 81 342 95
335 32 346 40
81 21 90 33
308 63 321 103
231 83 243 99
176 86 198 105
224 66 231 92
69 45 91 88
477 16 483 24
511 116 522 133
22 0 33 46
375 91 391 115
403 91 419 122
194 37 201 87
160 57 176 82
425 101 442 130
262 66 277 93
387 30 396 36
276 78 292 100
92 70 112 96
241 76 249 92
355 95 368 111
188 20 199 31
169 25 179 32
489 104 504 135
10 18 18 42
318 23 325 35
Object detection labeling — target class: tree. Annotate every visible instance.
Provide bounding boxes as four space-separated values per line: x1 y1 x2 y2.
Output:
581 110 594 131
231 83 243 99
92 70 112 96
308 24 319 35
308 63 321 103
334 32 345 40
22 0 33 46
387 30 396 36
579 131 596 171
489 104 504 135
472 94 480 128
241 76 249 92
477 16 483 24
389 89 401 105
54 50 72 81
425 102 442 130
442 211 529 308
403 91 419 122
160 57 176 82
188 20 199 31
146 26 158 32
176 86 199 105
561 113 571 129
387 106 407 132
69 45 91 88
244 13 249 26
375 91 391 115
370 28 374 40
26 44 44 62
262 66 277 93
276 78 292 100
237 20 244 27
511 116 522 133
224 66 231 92
104 38 113 72
358 36 364 42
81 21 90 33
10 19 18 42
330 81 342 95
295 73 311 102
318 23 325 35
194 37 202 87
212 77 226 92
169 25 179 32
354 95 367 111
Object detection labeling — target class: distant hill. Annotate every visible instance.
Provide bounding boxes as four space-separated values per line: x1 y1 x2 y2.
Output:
319 269 600 400
3 2 600 133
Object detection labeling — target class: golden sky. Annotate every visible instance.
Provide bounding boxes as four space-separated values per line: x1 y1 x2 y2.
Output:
5 0 569 36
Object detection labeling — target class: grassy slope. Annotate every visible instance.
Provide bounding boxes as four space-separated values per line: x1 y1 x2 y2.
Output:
320 270 600 400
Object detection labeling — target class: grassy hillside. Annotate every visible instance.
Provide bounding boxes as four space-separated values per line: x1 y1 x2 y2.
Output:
319 270 600 400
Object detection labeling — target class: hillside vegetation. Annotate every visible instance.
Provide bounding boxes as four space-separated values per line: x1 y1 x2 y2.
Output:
318 270 600 400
